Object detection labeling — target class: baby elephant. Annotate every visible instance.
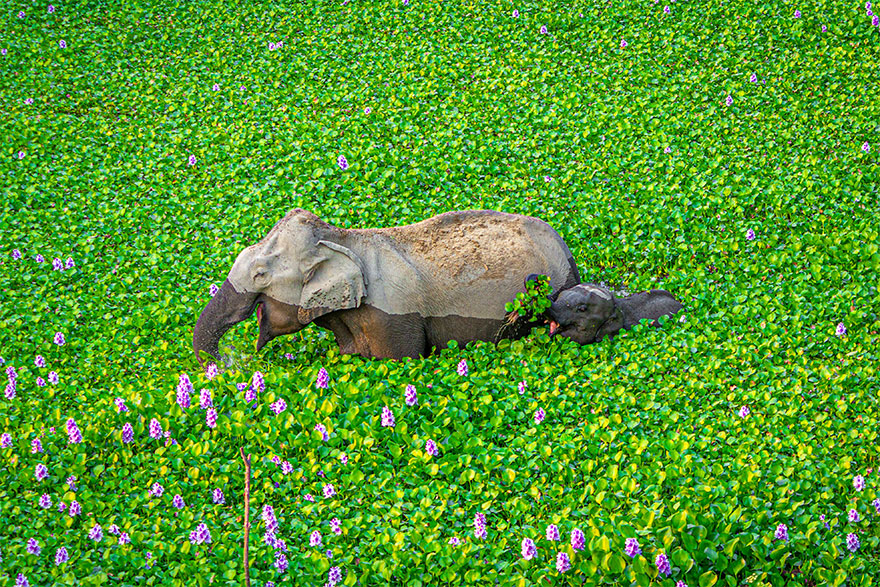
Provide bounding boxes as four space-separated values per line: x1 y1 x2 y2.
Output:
546 283 683 344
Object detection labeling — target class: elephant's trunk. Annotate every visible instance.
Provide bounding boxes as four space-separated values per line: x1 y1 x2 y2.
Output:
193 279 259 367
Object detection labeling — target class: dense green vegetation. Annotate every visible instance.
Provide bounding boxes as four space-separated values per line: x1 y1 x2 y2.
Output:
1 0 878 585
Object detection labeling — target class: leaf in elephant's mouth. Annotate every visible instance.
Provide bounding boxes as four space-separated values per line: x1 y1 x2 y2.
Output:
548 321 561 335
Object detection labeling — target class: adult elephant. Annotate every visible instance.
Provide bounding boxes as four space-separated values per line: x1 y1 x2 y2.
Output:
193 209 580 363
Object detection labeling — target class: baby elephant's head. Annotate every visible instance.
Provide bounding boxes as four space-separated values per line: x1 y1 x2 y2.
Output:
546 284 621 345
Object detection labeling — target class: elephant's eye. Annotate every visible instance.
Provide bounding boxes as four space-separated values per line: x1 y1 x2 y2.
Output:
253 270 269 284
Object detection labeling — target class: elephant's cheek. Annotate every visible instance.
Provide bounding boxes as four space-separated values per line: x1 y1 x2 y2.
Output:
256 299 306 351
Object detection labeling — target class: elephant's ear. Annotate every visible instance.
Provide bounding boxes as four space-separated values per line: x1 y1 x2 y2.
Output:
297 240 368 324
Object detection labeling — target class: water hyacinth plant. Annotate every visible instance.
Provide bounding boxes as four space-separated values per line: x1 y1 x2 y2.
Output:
1 0 879 584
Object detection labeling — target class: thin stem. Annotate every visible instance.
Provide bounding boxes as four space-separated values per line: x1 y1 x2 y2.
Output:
241 447 251 587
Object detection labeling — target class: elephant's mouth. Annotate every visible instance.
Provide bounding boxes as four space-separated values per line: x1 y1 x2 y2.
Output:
548 320 561 336
256 302 271 351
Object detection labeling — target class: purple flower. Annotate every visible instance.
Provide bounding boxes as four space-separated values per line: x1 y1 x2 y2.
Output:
545 524 560 541
213 488 225 504
663 5 670 13
620 39 627 48
329 567 342 584
521 537 537 560
739 405 750 418
340 453 348 464
52 257 63 270
16 574 29 587
854 474 865 491
55 546 68 565
775 523 789 541
119 532 130 544
794 9 801 17
188 154 197 166
381 406 395 427
746 228 756 241
271 399 287 415
0 432 11 448
750 72 758 83
115 397 128 412
67 475 77 491
310 531 322 547
873 14 879 25
173 494 186 508
315 367 330 388
625 537 641 557
323 484 335 498
66 418 82 444
69 501 81 516
149 419 162 439
534 408 546 425
108 524 120 535
27 538 40 555
206 407 217 428
513 9 519 17
518 380 527 394
474 512 487 539
39 494 52 509
31 438 43 453
556 552 571 573
48 371 59 385
35 463 48 481
17 151 25 160
821 24 827 31
12 249 22 260
457 359 468 376
200 388 213 409
848 509 860 523
150 482 164 497
263 505 279 533
59 40 67 48
725 95 734 106
571 528 585 551
205 362 218 380
89 524 103 542
304 493 314 502
836 322 847 337
873 498 880 513
36 377 45 387
405 384 418 406
337 155 349 170
65 257 74 269
656 552 672 576
364 106 372 114
274 551 289 572
315 423 329 441
48 5 55 13
35 355 45 368
330 517 342 535
209 283 219 296
540 25 548 34
250 371 264 394
847 533 860 552
863 142 871 152
245 385 256 402
7 365 17 380
4 381 14 400
190 523 212 544
212 83 220 91
35 254 43 263
425 439 438 456
177 387 191 410
122 423 134 443
269 42 277 50
281 461 293 474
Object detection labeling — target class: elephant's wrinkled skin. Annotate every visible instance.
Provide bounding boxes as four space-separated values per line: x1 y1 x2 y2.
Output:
194 209 580 363
546 283 683 344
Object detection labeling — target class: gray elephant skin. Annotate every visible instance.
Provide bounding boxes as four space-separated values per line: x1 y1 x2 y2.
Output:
193 209 580 362
546 283 683 344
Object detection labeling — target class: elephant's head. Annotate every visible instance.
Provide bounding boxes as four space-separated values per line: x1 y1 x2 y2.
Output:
193 209 368 366
546 284 623 344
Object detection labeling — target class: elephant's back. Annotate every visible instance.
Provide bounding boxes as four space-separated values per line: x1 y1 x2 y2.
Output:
362 210 580 320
